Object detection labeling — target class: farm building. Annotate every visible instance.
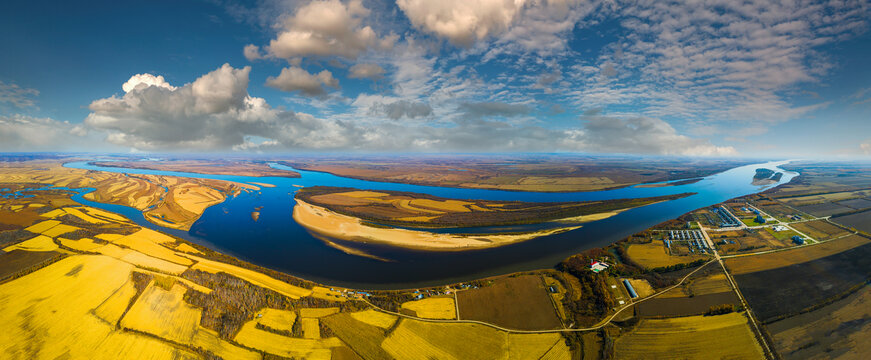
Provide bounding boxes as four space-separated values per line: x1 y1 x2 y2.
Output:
712 207 741 227
773 225 788 231
590 260 610 273
755 215 766 224
622 279 638 298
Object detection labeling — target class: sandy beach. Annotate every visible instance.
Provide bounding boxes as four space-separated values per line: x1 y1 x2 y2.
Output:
293 200 582 251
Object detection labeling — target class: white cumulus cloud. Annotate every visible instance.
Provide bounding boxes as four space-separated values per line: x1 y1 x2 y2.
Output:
265 67 339 96
397 0 525 47
264 0 394 60
121 73 176 93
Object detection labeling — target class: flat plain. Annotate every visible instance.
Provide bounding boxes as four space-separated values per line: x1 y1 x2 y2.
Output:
613 312 764 359
456 275 562 330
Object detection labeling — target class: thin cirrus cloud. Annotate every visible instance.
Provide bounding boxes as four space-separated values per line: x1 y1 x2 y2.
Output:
0 80 40 109
78 63 734 156
348 63 386 80
0 114 92 151
5 0 862 155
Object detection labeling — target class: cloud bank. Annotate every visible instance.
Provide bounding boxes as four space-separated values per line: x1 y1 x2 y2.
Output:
81 64 732 156
0 114 93 151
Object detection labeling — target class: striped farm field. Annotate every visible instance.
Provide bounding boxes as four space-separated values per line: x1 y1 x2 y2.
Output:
380 318 568 360
3 235 59 252
349 309 398 329
614 312 764 359
234 321 337 359
400 297 456 319
120 283 202 344
0 255 199 359
94 277 138 325
256 308 297 332
186 254 311 298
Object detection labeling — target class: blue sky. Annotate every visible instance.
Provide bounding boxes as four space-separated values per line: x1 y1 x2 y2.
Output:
0 0 869 157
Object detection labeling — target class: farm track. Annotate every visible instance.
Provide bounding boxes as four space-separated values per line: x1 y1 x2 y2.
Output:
359 258 719 334
698 223 775 359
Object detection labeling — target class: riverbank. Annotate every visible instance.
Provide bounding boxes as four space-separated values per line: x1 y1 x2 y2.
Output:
293 199 584 251
63 159 797 288
295 186 692 229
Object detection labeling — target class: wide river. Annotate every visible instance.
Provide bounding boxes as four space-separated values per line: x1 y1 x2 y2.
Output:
63 160 796 289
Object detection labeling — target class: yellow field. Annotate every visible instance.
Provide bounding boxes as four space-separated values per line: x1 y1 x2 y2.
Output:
382 319 529 360
302 318 321 339
121 283 201 344
121 280 256 359
300 307 340 318
169 183 224 215
626 279 655 298
395 215 438 222
234 321 335 359
132 269 213 294
340 190 389 198
175 243 203 254
113 229 193 265
408 199 472 212
311 285 346 302
0 255 198 359
397 199 443 214
349 309 397 329
41 223 80 237
63 207 108 224
59 237 104 251
626 242 705 269
689 273 732 295
96 244 190 275
193 328 261 360
467 204 493 212
539 340 572 360
39 208 67 218
256 308 297 332
614 312 764 359
94 277 138 325
95 233 124 241
660 271 733 299
185 254 311 298
400 297 456 319
128 227 176 244
3 234 58 252
507 333 567 360
82 206 130 222
24 219 60 233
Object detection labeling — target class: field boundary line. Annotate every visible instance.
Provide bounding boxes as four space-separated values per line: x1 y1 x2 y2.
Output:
358 259 718 334
700 222 775 359
720 231 858 259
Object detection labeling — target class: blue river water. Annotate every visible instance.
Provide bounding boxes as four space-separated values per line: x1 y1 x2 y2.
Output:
61 160 797 289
